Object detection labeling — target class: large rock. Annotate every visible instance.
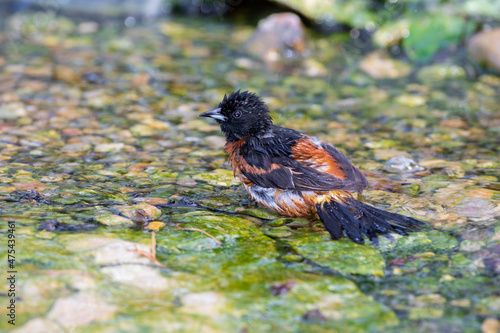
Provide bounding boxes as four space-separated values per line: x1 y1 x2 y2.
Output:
245 13 307 64
467 28 500 72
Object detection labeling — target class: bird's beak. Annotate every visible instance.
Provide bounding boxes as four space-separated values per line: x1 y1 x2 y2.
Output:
198 108 226 121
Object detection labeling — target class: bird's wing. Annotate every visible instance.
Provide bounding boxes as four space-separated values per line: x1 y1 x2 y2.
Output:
239 136 368 192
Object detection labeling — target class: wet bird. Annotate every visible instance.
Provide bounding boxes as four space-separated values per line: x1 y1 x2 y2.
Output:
199 90 423 244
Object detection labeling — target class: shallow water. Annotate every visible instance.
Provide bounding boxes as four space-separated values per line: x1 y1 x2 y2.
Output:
0 14 499 332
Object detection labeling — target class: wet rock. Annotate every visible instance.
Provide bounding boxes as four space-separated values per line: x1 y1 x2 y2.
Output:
145 221 165 231
94 214 134 226
12 318 64 333
417 64 466 84
245 13 306 64
292 234 386 276
115 203 162 221
54 65 79 83
180 292 225 317
302 309 327 324
81 71 104 84
193 168 240 187
384 156 425 173
482 318 500 333
47 292 117 328
94 143 125 153
130 124 156 137
72 237 171 290
177 237 220 251
467 28 500 72
395 94 426 107
359 51 411 79
0 102 27 119
39 219 100 232
202 135 226 149
483 257 500 275
262 227 293 238
60 142 92 154
133 197 170 205
452 197 500 220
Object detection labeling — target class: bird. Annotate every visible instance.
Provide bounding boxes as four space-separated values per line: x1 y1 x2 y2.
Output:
199 90 424 244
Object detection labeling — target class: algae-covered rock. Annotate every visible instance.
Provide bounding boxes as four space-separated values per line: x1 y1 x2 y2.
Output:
115 203 162 221
193 168 240 187
290 234 386 276
95 214 134 226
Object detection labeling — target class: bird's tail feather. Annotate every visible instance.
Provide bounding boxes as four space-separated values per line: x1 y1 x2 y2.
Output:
315 198 424 245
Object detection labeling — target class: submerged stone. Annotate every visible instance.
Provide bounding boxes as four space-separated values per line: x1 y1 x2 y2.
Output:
384 156 425 173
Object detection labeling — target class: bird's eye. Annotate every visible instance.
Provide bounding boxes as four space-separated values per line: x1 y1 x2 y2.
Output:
233 110 242 118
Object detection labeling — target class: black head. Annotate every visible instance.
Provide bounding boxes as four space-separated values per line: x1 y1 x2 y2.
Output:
199 90 273 141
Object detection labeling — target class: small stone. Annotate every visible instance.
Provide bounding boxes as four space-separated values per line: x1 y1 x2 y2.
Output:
130 124 156 137
40 173 70 182
384 156 425 173
395 94 426 107
482 318 500 333
60 143 92 154
94 143 125 153
262 227 293 238
145 221 165 231
302 309 327 323
141 118 171 130
360 51 411 79
270 281 296 296
55 65 79 83
115 203 162 221
133 197 170 205
203 135 226 149
452 197 499 219
0 102 27 119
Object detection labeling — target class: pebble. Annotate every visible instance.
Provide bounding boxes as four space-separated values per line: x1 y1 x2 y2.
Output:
482 318 500 333
94 143 125 153
0 102 27 119
60 143 92 154
359 51 411 79
384 156 425 173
